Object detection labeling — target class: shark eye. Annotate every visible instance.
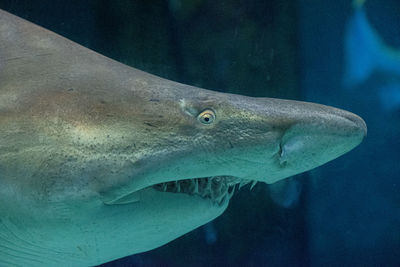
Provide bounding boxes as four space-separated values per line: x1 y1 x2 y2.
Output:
197 109 216 124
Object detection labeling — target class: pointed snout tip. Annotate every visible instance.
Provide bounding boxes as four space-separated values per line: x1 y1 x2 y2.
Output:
357 117 367 138
344 112 367 138
342 112 368 139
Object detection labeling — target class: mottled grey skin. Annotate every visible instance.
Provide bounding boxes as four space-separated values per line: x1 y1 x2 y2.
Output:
0 10 366 266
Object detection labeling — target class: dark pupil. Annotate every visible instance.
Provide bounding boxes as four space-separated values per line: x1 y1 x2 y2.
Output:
204 117 210 122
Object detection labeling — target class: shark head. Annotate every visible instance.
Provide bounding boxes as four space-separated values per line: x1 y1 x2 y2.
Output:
100 83 367 204
0 9 366 266
98 79 367 208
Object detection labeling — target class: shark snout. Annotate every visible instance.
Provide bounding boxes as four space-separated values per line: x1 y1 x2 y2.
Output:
268 103 367 182
226 98 366 184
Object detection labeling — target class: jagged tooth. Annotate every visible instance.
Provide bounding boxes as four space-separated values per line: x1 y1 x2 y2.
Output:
215 194 224 205
250 180 258 190
223 184 229 196
229 185 235 198
206 178 212 191
225 185 230 197
238 179 250 190
215 185 227 204
189 179 193 192
194 179 199 194
162 183 167 192
175 181 180 193
200 179 206 197
218 185 234 205
205 178 212 198
239 182 245 190
216 180 222 193
221 194 228 206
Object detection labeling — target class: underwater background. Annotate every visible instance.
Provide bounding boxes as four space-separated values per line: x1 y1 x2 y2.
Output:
0 0 398 266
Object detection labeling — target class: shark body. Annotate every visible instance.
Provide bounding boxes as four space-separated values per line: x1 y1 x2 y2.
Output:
0 9 366 266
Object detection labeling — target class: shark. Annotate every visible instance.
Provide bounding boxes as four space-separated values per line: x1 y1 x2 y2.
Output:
0 9 366 266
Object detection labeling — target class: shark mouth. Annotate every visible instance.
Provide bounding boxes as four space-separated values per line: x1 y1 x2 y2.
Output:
152 176 257 206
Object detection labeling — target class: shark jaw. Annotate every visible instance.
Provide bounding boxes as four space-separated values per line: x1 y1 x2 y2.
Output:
153 176 238 206
115 176 256 206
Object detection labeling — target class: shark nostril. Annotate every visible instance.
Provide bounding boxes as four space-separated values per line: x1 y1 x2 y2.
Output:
279 142 284 157
278 142 288 166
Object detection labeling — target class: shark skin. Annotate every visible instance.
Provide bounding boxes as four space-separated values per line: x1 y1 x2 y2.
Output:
0 9 366 266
